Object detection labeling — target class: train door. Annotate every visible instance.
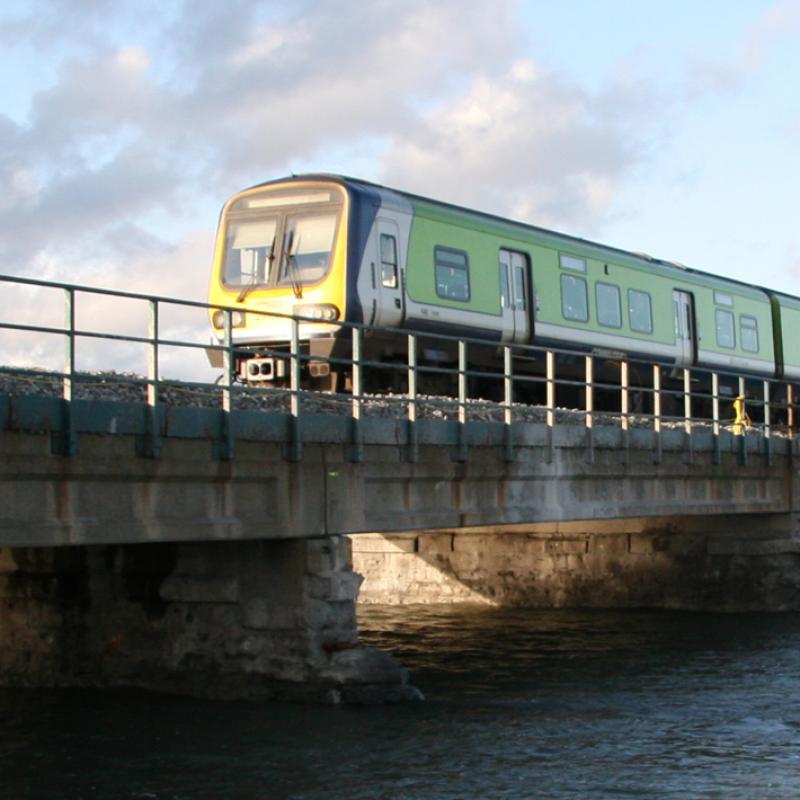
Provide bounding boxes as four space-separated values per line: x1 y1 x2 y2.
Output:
672 289 695 366
499 248 532 343
373 219 404 329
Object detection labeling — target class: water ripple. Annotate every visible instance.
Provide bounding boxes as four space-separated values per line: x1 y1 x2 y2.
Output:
3 607 800 799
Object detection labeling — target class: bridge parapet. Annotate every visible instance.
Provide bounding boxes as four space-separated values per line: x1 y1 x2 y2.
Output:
0 393 795 548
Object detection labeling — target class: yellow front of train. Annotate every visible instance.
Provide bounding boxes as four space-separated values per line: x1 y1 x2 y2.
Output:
207 179 349 380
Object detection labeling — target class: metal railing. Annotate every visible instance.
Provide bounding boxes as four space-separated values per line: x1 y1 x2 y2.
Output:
0 273 796 464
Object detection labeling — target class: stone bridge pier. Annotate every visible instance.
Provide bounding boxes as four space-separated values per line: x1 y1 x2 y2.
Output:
0 537 420 703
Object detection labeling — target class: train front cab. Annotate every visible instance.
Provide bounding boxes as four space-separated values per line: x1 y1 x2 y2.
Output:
207 179 350 385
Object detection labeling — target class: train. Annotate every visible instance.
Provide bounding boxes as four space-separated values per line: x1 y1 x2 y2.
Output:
206 174 800 407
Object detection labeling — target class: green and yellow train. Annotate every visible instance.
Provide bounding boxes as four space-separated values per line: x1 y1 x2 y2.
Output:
207 174 800 396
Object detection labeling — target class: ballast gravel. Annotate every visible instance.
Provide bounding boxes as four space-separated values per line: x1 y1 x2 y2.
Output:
0 368 761 434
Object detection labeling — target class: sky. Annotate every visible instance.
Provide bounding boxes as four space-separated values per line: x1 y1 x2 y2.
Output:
2 0 800 375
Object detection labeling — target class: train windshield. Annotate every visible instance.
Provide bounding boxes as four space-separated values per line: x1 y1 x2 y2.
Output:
223 216 278 288
280 213 338 286
221 187 342 291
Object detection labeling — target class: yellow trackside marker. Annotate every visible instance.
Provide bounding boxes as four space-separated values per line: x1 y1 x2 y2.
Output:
733 394 750 435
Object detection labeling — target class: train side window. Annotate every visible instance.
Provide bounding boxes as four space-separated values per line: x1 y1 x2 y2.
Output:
499 256 511 308
513 263 527 310
628 289 653 334
714 292 734 307
740 315 758 352
380 234 398 288
561 274 589 322
715 309 735 348
596 282 622 328
435 247 470 302
560 253 587 272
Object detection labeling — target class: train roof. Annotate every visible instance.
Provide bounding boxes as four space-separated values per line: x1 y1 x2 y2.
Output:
241 173 788 303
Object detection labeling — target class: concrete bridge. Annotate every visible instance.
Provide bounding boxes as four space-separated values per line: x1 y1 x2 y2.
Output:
2 274 800 702
2 386 800 703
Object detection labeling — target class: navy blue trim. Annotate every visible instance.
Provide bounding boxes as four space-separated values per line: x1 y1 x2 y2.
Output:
343 183 381 324
531 336 671 365
531 335 777 377
407 319 502 342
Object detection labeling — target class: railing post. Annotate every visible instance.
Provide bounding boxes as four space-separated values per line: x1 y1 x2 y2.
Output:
546 350 555 463
287 317 302 462
683 367 693 463
407 333 418 462
219 310 235 460
621 359 629 461
711 372 720 465
349 326 363 462
503 345 514 462
146 299 161 459
789 383 798 466
585 355 594 463
737 376 748 466
652 364 662 463
57 287 78 456
456 339 468 462
763 379 771 465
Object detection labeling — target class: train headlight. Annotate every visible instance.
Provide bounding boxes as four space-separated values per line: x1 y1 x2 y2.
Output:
212 310 247 328
292 304 340 322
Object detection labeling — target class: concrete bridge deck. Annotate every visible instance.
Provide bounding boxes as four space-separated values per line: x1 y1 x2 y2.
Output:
0 390 795 547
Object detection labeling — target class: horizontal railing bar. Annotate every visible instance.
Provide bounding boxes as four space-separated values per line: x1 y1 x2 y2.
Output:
0 321 70 337
0 274 242 314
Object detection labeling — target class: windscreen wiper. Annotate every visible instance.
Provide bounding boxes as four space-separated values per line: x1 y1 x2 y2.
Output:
236 234 276 303
283 229 303 299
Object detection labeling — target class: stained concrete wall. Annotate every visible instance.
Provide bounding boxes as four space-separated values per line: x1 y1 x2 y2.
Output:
352 514 800 611
0 537 419 703
0 424 794 548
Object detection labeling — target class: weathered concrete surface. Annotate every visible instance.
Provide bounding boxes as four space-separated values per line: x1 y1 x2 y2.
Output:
353 514 800 611
2 399 799 702
0 430 329 546
0 537 420 703
0 420 793 547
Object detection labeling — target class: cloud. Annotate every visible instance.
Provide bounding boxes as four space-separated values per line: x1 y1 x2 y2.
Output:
0 0 167 51
0 139 181 278
27 49 159 154
1 0 527 278
687 0 800 95
380 60 656 231
161 0 523 182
